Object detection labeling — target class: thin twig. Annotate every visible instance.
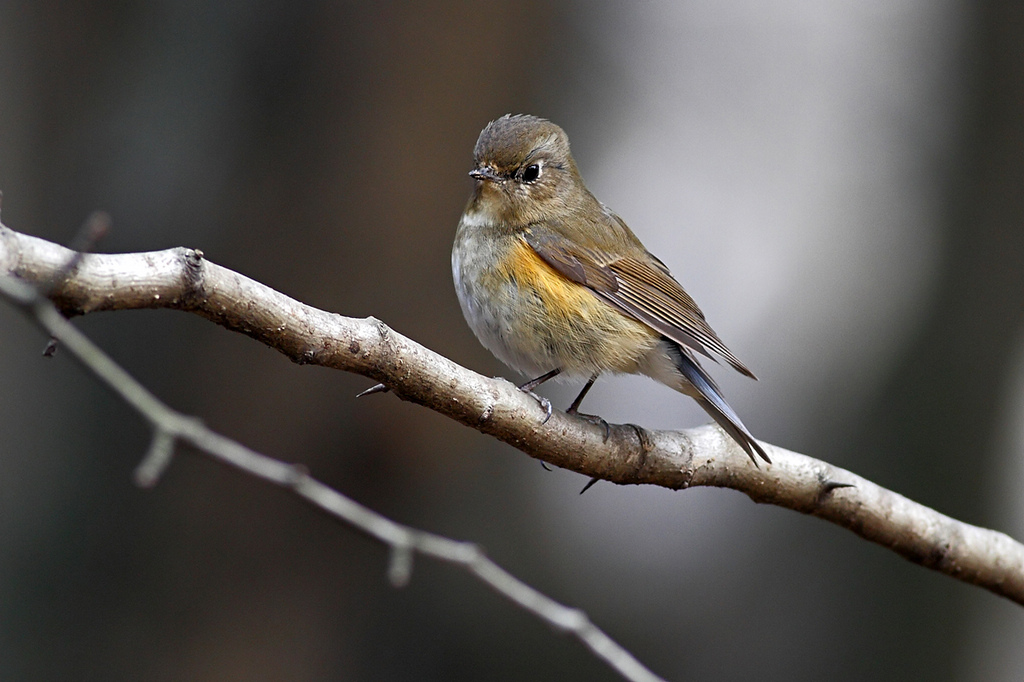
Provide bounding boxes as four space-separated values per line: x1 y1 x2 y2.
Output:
0 270 668 682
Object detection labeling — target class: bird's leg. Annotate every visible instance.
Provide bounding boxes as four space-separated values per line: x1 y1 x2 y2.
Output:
566 374 610 442
566 375 596 413
572 375 609 493
517 368 561 423
519 368 561 392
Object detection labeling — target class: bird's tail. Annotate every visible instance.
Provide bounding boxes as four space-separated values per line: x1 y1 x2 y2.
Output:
666 340 770 465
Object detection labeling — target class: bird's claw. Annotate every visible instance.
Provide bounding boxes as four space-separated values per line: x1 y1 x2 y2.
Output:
626 423 653 453
568 411 611 442
519 388 553 423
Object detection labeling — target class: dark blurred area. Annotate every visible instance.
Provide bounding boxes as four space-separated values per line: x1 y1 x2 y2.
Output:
2 2 1024 680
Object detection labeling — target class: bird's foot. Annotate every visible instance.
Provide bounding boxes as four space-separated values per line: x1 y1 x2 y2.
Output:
579 424 652 495
567 409 611 442
625 423 653 453
517 386 553 424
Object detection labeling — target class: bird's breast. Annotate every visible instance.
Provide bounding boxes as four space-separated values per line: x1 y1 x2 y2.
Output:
453 222 658 378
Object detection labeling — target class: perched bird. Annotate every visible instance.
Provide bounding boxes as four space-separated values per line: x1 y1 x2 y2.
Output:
452 114 768 465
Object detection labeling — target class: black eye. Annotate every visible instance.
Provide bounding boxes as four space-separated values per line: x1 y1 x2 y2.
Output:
521 163 541 183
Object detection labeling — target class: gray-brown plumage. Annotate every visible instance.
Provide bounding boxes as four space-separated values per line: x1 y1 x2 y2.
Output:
453 114 768 464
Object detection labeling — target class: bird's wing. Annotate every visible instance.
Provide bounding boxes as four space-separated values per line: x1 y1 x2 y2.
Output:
523 227 757 379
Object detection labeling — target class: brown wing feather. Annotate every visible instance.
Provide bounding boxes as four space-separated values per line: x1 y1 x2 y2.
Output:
523 229 757 380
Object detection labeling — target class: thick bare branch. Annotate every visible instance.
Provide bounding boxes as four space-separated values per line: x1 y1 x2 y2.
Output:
3 222 1023 606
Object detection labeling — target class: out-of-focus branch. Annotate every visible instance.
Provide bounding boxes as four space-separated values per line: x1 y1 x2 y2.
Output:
3 222 1024 607
0 251 667 682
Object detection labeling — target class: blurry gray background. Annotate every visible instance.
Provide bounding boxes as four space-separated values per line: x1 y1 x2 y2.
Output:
2 1 1023 680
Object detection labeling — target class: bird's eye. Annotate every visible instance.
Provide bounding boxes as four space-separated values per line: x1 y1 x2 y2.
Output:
521 163 541 183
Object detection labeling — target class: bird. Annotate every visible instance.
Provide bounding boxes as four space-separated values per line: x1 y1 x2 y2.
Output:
451 114 768 466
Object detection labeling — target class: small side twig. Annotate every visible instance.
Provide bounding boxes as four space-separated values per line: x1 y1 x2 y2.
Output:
38 211 111 357
40 210 110 298
134 428 177 488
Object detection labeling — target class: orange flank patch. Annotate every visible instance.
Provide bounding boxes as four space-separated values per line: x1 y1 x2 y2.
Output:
482 236 660 376
498 238 598 318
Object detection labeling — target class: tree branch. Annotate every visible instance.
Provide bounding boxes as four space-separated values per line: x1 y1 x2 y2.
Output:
3 221 1023 607
0 237 666 682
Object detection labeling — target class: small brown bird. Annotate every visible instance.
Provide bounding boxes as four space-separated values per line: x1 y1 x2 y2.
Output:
452 114 768 465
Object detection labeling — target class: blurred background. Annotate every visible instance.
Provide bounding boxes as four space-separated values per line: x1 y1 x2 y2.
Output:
1 1 1023 680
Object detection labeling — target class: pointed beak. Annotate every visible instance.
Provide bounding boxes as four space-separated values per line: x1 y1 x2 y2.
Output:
469 166 502 183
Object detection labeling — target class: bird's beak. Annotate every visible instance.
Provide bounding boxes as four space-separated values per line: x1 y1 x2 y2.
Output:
469 166 502 183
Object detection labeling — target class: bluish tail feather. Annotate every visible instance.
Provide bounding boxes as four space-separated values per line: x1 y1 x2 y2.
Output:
666 340 770 465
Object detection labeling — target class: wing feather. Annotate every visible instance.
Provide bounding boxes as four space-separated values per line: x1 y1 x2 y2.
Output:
523 228 756 379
